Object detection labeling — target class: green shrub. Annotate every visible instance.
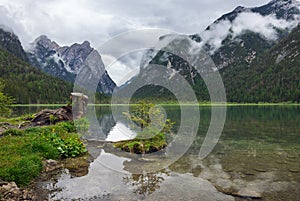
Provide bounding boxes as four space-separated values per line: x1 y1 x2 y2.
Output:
0 80 14 117
30 138 60 159
41 132 87 158
49 114 58 124
73 118 90 134
55 121 77 133
2 128 24 136
116 101 173 154
0 119 87 186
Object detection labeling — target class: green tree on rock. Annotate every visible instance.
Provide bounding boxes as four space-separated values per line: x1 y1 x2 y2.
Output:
115 101 174 154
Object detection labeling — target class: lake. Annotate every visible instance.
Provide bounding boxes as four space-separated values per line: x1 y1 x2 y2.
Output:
14 105 300 200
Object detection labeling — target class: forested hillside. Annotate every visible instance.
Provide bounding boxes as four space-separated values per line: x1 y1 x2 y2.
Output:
222 24 300 102
0 47 72 104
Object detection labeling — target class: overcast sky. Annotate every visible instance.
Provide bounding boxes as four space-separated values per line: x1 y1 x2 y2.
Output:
0 0 272 85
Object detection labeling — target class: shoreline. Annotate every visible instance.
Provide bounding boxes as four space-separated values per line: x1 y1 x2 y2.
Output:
12 102 300 107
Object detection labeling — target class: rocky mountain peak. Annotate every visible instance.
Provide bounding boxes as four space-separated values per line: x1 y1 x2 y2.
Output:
233 6 247 13
252 0 300 20
27 35 116 94
0 27 28 61
33 35 59 51
82 40 91 47
210 0 299 26
58 40 93 74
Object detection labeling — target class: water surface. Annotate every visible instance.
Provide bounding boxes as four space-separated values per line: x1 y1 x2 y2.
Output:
14 105 300 200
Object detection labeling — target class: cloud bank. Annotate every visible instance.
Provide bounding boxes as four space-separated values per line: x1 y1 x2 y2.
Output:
200 12 299 53
0 0 275 85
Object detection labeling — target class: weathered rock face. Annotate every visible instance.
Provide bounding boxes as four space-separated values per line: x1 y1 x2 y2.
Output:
27 35 116 94
0 27 28 62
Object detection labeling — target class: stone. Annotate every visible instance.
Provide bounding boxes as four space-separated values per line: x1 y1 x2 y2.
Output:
0 182 22 200
44 159 63 172
233 189 262 199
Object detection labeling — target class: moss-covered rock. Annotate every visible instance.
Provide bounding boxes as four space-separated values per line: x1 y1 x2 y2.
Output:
114 132 167 154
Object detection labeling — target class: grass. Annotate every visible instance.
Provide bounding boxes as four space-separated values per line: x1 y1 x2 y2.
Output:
12 104 65 107
0 113 35 125
0 120 88 186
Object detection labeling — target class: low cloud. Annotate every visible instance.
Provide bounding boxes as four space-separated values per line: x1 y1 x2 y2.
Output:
0 0 274 83
200 12 299 53
103 53 140 86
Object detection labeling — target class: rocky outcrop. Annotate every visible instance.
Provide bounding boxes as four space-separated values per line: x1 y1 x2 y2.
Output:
0 181 35 201
44 159 63 173
27 35 116 94
0 27 28 62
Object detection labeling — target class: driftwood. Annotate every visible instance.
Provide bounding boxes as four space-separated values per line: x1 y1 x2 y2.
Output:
31 105 73 126
30 93 88 126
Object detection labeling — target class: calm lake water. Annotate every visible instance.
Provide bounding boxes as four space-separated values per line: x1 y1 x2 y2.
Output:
13 105 300 200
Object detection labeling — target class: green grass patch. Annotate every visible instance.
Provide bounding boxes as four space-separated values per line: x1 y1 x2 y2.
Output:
0 120 87 186
0 113 35 125
12 104 65 107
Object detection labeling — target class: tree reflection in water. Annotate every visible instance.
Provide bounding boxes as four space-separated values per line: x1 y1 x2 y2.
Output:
123 170 169 196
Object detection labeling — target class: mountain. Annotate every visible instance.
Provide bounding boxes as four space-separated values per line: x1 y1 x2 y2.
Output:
210 0 300 25
0 27 28 62
121 0 300 103
27 36 116 94
222 24 300 102
0 28 73 104
204 0 300 70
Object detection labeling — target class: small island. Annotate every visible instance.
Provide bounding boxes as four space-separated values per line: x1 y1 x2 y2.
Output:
114 101 174 154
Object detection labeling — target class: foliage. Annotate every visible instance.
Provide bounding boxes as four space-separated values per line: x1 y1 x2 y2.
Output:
0 80 14 117
2 128 24 136
73 117 90 134
221 25 300 103
0 46 73 104
0 120 87 186
126 26 300 103
124 100 174 134
114 132 167 154
49 114 58 124
115 101 174 154
124 101 155 131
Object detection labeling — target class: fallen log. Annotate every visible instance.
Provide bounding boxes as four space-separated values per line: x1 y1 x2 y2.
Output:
31 105 73 126
30 93 88 126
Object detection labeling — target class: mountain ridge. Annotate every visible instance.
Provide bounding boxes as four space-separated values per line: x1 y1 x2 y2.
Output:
0 28 73 104
121 0 300 103
27 35 116 94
